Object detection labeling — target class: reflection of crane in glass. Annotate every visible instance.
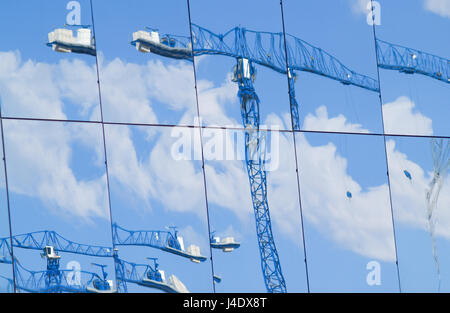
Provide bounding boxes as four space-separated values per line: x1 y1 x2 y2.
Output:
376 39 449 84
426 139 450 291
112 224 206 263
131 24 379 292
0 246 115 293
0 226 203 293
210 231 240 253
47 25 96 56
43 19 450 292
375 38 450 291
115 257 189 293
376 37 449 291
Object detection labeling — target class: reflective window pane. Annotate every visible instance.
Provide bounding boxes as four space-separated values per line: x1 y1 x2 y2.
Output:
93 0 197 126
105 124 213 293
296 132 398 291
4 120 115 293
190 0 292 131
0 0 101 121
283 0 382 134
376 1 450 137
387 137 450 292
203 128 307 292
0 124 13 292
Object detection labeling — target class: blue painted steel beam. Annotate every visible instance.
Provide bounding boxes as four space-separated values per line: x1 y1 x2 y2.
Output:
0 239 12 264
377 39 450 84
287 71 300 130
0 231 113 258
112 224 207 262
115 257 180 293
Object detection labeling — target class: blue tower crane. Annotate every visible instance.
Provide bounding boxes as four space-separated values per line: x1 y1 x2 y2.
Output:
112 223 207 263
38 15 449 294
234 57 286 292
89 263 115 293
210 231 240 253
0 264 110 293
131 24 379 292
0 226 201 293
1 249 115 293
376 39 449 84
2 230 113 258
132 24 379 91
115 257 189 293
0 231 119 291
0 226 204 262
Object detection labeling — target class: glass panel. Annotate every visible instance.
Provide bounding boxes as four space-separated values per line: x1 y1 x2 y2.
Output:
375 1 450 136
0 0 101 121
93 0 197 126
3 120 115 293
105 124 213 293
283 0 382 134
0 122 14 292
387 136 450 292
204 127 308 292
189 0 292 131
296 132 398 292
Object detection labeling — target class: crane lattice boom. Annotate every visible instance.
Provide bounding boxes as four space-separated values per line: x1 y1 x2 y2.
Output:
376 39 450 84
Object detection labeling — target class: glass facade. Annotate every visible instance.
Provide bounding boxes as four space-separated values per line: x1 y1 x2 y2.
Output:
0 0 447 293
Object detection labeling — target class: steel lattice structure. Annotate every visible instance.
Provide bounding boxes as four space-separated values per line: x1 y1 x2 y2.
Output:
0 6 448 292
376 39 450 84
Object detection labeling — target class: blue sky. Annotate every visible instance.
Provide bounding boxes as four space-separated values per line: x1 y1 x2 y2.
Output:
0 0 448 293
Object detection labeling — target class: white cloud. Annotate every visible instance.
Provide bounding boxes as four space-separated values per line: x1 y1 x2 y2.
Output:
303 105 369 133
424 0 450 18
143 60 197 112
387 140 450 239
350 0 371 15
194 72 239 127
215 225 242 243
179 225 210 256
0 51 67 119
205 158 253 221
99 57 163 124
243 107 444 262
0 52 110 220
148 129 205 215
55 58 99 118
282 132 447 261
294 132 396 261
383 96 433 135
4 120 108 220
0 51 203 220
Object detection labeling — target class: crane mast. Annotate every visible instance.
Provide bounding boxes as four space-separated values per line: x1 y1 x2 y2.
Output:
234 58 286 292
